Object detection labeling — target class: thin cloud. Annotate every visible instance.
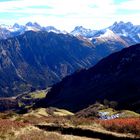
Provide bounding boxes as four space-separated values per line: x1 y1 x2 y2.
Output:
0 0 139 31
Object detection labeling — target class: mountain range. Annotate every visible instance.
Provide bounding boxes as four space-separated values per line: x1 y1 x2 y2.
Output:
0 21 140 45
0 21 139 97
0 22 63 40
71 21 140 45
37 44 140 113
0 20 140 139
0 31 99 96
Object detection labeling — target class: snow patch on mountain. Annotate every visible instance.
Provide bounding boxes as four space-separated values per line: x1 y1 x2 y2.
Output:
0 22 64 39
121 29 128 37
25 26 40 32
71 26 96 37
45 26 61 34
96 29 121 41
98 29 115 38
0 21 140 45
93 29 129 47
138 33 140 39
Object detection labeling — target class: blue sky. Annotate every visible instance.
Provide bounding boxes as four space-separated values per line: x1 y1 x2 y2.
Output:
0 0 140 31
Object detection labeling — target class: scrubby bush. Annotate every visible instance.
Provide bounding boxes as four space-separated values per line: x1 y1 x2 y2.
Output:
98 118 140 135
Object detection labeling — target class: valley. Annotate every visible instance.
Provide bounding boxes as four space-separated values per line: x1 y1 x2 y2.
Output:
0 0 140 139
0 21 140 140
0 21 139 97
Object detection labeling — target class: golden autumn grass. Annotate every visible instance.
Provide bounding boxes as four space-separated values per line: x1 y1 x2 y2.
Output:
0 108 140 139
0 117 97 140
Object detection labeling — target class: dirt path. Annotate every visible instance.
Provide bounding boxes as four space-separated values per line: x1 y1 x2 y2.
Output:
36 125 139 140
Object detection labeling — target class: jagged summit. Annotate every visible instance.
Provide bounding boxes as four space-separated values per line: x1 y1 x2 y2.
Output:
0 22 62 39
97 29 115 38
112 21 133 26
13 23 20 28
0 21 140 45
71 26 96 37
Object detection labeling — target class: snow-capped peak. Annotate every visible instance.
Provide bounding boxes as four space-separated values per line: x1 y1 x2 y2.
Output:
71 26 96 37
25 22 34 27
13 23 20 28
96 29 121 41
109 21 134 37
45 26 61 34
25 22 42 31
98 29 115 38
94 29 128 47
25 26 40 32
71 26 89 36
0 24 12 30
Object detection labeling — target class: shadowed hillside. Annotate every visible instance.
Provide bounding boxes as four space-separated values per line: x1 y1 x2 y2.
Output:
37 44 140 112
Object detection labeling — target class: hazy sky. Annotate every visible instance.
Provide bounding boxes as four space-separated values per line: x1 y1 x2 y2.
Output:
0 0 140 31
